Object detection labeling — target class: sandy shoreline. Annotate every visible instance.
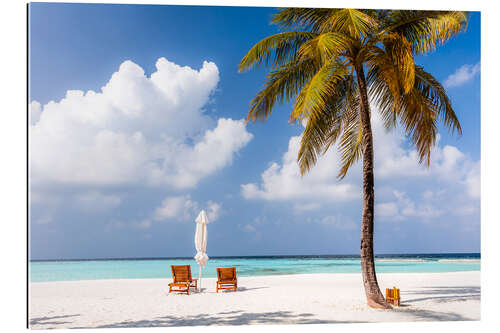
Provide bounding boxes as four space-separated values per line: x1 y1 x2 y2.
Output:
29 271 480 329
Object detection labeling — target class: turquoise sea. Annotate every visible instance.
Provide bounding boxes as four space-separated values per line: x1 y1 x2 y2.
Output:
29 253 480 283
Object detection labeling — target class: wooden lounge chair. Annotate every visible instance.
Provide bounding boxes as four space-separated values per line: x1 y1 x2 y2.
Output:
385 287 400 306
168 265 198 294
216 267 237 292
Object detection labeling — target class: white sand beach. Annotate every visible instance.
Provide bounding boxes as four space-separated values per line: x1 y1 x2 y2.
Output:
29 271 480 329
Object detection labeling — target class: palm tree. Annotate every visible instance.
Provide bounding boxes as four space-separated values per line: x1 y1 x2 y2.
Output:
239 9 467 308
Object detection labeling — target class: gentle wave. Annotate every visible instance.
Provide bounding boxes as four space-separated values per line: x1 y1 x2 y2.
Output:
438 259 481 263
376 259 428 263
29 254 481 282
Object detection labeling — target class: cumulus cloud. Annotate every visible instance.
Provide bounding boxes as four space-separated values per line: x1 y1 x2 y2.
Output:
376 190 444 222
29 58 252 189
444 62 480 88
154 195 197 221
241 108 480 224
376 202 399 217
465 161 480 199
30 101 42 125
241 135 360 202
153 194 222 223
206 201 222 221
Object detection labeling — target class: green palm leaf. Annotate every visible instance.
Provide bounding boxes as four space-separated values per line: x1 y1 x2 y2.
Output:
271 8 339 32
322 9 379 38
291 59 348 123
247 57 319 121
382 10 468 54
239 31 317 72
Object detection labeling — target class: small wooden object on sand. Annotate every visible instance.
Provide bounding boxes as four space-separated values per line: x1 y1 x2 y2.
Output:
385 287 401 306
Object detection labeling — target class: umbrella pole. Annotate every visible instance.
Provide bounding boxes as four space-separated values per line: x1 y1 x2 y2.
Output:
199 265 202 291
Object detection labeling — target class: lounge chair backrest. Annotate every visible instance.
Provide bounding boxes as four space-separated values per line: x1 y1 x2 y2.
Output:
171 265 192 283
217 267 236 281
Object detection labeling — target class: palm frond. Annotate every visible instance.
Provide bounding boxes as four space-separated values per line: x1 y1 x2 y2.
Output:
371 64 461 165
366 46 403 128
241 8 465 178
399 88 439 166
414 65 461 134
297 77 358 175
337 116 363 179
380 33 415 93
247 57 319 122
297 32 354 64
321 9 379 38
429 11 468 45
324 72 359 153
271 8 339 32
297 103 337 176
291 59 348 123
382 10 468 54
239 31 317 72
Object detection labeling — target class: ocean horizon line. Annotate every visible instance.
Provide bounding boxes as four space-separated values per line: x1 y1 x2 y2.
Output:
30 252 481 262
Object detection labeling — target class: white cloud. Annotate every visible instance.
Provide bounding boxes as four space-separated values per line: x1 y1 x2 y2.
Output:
241 135 360 202
393 190 444 219
152 118 253 188
153 194 222 223
154 195 198 221
465 161 480 199
30 101 42 125
376 202 399 217
376 189 451 222
242 108 480 225
444 62 480 88
206 201 221 221
29 58 252 189
241 110 479 203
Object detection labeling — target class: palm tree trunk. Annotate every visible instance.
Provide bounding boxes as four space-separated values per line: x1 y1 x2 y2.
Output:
355 64 392 309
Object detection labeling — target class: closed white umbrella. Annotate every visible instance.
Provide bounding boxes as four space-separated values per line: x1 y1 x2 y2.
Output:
194 210 209 291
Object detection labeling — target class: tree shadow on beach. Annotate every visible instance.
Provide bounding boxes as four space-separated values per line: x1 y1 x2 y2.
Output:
389 285 481 322
393 308 474 321
86 310 363 328
402 286 481 304
29 314 80 327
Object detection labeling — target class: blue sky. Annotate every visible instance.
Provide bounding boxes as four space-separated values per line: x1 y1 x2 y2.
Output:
29 3 481 260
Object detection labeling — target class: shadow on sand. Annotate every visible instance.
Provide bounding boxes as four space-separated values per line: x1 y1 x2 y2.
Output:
75 310 362 328
391 285 481 322
402 286 481 304
29 314 81 327
31 286 480 328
